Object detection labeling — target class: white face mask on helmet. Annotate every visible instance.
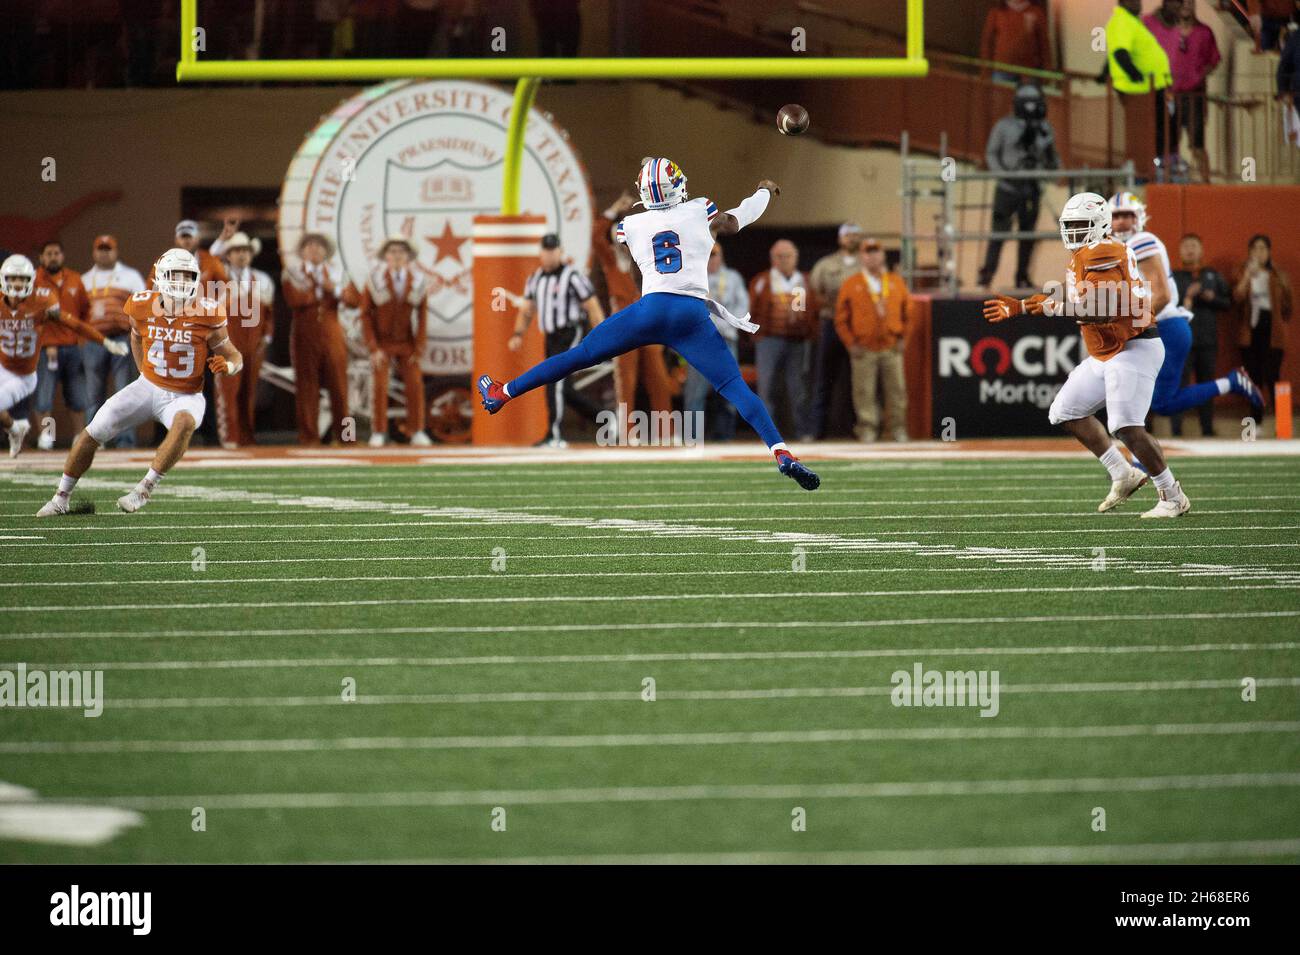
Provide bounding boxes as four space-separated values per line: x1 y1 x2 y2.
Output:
1107 190 1148 241
0 254 36 301
1059 192 1112 250
636 158 688 210
154 247 201 303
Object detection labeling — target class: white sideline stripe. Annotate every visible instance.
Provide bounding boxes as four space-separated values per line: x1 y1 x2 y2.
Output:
10 513 1300 532
7 521 1297 537
77 773 1300 812
1 492 1297 509
18 640 1300 671
324 840 1300 864
11 583 1297 614
7 534 1300 554
8 567 1299 589
6 611 1299 642
95 678 1300 710
3 720 1296 755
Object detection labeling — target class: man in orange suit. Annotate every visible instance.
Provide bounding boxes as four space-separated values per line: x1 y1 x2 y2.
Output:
282 233 350 445
344 235 430 447
215 231 275 447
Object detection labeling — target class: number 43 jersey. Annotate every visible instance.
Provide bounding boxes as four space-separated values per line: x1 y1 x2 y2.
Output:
617 197 719 300
125 290 227 394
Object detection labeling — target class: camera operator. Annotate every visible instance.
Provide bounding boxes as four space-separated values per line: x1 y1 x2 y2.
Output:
977 82 1060 290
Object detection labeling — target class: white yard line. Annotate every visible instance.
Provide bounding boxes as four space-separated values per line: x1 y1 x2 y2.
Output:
7 566 1299 589
2 720 1296 755
92 677 1300 710
9 583 1299 615
5 611 1298 642
70 772 1300 813
320 839 1300 864
11 549 1300 569
15 640 1299 671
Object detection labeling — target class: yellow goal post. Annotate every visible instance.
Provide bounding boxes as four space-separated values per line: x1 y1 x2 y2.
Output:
175 0 928 212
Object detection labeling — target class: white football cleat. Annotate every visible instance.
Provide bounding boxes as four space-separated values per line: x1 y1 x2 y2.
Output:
36 495 69 517
7 419 30 458
409 431 432 447
116 488 151 513
368 433 386 447
1098 467 1148 513
1141 483 1191 519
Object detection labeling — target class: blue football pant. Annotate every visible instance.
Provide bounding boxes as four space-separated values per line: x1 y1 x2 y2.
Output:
1150 316 1221 416
507 292 784 448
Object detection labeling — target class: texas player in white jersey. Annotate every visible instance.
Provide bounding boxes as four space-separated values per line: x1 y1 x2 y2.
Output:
479 157 820 490
37 248 244 516
1109 191 1263 420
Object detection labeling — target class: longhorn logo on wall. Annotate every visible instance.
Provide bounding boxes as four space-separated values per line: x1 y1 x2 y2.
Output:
279 79 594 440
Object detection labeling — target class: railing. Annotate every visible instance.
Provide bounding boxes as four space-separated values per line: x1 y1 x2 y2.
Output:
900 158 1138 296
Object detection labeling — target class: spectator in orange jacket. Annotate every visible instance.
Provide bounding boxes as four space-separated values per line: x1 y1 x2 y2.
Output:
835 238 911 443
282 233 351 446
981 0 1052 83
749 239 820 441
344 235 431 447
33 239 91 449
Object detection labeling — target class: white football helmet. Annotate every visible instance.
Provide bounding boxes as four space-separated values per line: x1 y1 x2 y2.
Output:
154 247 201 303
636 157 688 210
1 254 36 301
1107 190 1148 241
1059 192 1112 250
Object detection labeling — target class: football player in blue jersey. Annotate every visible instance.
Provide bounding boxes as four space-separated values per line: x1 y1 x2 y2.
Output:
478 158 820 490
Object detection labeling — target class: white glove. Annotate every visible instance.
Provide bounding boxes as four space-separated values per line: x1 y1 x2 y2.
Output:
103 339 129 357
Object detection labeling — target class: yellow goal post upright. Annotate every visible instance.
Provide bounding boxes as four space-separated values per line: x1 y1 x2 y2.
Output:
176 0 927 214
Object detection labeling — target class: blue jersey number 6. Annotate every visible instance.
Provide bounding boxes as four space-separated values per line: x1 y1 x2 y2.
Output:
651 230 682 274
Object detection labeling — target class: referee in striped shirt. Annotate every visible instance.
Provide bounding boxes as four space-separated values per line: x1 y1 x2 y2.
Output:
509 233 605 446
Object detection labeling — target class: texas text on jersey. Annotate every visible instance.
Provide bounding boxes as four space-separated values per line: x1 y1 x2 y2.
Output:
1066 239 1149 361
0 287 60 376
125 290 228 394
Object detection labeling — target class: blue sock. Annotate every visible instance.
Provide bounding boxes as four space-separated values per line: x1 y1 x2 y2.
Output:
507 338 594 398
1151 379 1223 416
718 377 783 449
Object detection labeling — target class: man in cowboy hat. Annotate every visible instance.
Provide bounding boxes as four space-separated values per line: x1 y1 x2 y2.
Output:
343 233 431 446
215 230 275 447
282 232 350 445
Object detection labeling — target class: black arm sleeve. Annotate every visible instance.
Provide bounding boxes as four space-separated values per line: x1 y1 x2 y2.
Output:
1113 49 1144 85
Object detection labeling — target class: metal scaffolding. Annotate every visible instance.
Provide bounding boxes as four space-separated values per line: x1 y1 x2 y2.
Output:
900 132 1137 297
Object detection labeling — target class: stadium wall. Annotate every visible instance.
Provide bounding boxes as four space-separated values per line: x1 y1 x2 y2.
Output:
0 84 909 267
1147 184 1300 392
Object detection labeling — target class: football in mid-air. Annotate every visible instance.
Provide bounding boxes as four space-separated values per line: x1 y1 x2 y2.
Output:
777 103 809 135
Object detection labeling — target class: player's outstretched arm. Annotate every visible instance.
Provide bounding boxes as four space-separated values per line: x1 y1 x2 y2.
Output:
206 330 244 377
712 180 780 237
52 308 125 354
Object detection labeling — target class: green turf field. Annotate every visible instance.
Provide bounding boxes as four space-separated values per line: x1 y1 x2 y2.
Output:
1 455 1298 863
